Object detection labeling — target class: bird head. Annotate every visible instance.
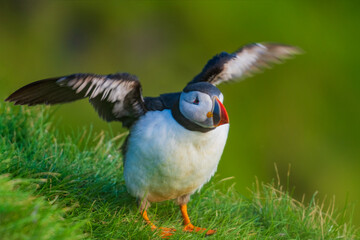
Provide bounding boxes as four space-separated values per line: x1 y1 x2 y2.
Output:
179 82 229 129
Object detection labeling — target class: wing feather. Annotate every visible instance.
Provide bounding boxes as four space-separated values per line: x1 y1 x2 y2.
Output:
189 43 302 86
6 73 146 128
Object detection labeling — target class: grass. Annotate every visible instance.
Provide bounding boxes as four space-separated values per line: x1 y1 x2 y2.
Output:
0 103 358 240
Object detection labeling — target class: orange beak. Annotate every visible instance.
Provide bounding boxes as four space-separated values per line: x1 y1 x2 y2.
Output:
212 96 229 127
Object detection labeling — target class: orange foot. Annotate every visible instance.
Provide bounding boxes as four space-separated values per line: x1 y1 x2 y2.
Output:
157 227 176 238
149 225 176 238
183 223 216 236
142 210 176 238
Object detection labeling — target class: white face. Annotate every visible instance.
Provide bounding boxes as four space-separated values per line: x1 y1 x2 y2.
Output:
179 91 224 128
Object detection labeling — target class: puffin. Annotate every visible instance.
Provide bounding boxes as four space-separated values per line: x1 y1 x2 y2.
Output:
6 43 301 237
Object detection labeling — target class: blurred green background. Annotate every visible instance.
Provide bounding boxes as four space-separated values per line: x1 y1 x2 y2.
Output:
1 1 359 223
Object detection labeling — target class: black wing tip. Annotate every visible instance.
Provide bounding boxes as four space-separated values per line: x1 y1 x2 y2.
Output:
4 97 32 106
5 92 20 103
5 89 29 105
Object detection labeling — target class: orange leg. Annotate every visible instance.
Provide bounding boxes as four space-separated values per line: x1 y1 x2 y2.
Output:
141 210 157 231
180 204 216 235
141 210 176 238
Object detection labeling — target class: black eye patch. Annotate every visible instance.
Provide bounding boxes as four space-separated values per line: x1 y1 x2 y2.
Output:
193 97 199 105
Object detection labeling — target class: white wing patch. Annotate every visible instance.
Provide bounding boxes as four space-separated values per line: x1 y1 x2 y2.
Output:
56 75 136 103
220 43 265 83
218 43 301 84
190 42 302 86
54 73 145 125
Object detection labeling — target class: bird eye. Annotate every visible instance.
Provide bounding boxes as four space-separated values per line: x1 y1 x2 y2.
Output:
193 97 199 105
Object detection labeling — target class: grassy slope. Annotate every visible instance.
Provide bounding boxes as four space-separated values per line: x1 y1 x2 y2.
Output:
0 103 358 240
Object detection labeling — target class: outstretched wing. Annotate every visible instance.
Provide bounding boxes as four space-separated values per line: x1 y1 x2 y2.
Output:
5 73 146 128
188 43 302 86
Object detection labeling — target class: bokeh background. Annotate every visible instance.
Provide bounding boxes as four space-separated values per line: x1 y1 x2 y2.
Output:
1 1 359 223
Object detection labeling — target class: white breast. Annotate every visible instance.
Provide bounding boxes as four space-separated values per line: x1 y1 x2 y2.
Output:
124 110 229 202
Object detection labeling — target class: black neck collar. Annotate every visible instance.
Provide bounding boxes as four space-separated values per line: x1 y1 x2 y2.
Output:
171 99 215 133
